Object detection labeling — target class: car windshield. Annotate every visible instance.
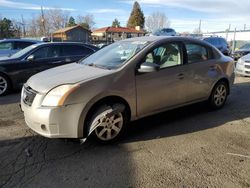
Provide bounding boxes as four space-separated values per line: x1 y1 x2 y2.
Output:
10 44 38 58
240 43 250 49
80 40 150 69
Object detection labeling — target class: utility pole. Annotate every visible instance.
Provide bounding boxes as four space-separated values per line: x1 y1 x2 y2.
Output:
198 20 201 35
21 15 26 38
41 6 46 36
244 24 246 31
226 24 231 40
232 27 237 52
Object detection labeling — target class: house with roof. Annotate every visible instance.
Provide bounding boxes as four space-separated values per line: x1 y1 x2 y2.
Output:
91 26 146 44
52 25 91 43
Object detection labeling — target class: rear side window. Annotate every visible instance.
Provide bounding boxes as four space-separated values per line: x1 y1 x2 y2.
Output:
14 42 35 50
62 45 93 56
0 42 12 50
185 43 213 63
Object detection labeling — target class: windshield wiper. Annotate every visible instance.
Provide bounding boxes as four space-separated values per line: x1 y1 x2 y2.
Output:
86 63 110 70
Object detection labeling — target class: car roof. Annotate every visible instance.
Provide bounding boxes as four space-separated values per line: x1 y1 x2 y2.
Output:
0 39 40 43
122 36 208 44
31 42 98 50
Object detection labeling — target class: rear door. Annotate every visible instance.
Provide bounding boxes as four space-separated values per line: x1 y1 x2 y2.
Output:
183 42 218 102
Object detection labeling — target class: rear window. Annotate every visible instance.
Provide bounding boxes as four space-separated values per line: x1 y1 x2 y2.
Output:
186 43 213 63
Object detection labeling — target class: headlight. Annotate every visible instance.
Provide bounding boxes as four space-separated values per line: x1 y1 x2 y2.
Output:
237 58 244 65
42 84 79 107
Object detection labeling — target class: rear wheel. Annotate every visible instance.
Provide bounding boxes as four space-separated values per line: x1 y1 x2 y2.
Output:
209 81 228 109
0 74 11 96
88 103 127 143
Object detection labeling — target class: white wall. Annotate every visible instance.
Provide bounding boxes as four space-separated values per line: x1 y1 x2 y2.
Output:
203 30 250 41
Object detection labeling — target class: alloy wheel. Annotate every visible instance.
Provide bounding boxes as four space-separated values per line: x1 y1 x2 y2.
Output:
0 76 7 95
94 111 124 141
213 84 227 106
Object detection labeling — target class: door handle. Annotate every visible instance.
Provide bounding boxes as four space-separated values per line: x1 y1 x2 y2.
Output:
178 73 184 80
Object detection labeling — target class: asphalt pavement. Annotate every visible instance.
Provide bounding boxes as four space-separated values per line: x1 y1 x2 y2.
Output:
0 76 250 188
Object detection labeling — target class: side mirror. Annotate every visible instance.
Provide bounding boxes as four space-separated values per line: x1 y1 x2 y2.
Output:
138 62 160 73
27 55 35 62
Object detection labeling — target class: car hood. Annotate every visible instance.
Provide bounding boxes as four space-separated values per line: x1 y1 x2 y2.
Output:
241 53 250 61
234 49 250 53
27 63 114 93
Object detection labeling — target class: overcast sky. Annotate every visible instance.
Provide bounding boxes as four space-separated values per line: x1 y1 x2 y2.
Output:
0 0 249 32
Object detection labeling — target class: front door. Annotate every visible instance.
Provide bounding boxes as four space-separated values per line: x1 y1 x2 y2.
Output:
136 42 188 117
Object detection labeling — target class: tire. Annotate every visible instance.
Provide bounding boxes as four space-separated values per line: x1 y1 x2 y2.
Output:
87 103 128 143
209 81 229 109
0 73 11 96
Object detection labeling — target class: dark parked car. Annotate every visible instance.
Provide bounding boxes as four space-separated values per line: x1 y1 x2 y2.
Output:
0 39 40 57
203 37 230 56
0 42 97 96
232 43 250 61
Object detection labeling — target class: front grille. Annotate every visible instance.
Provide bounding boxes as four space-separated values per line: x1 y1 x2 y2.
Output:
23 86 37 106
245 65 250 69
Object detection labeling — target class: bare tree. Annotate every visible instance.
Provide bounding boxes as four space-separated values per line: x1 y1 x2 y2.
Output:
77 14 95 30
146 12 170 32
26 9 69 38
47 9 69 31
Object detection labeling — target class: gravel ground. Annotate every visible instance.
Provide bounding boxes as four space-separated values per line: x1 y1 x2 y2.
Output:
0 76 250 188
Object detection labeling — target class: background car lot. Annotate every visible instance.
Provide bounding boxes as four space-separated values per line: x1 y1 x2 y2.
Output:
203 36 231 56
0 76 250 187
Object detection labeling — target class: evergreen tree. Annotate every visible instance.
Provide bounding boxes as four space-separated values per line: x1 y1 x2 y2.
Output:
112 18 121 27
80 22 90 30
67 16 76 27
127 1 145 28
0 18 15 39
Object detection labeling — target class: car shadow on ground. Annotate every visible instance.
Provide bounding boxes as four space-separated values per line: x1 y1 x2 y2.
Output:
122 81 250 143
0 91 20 105
0 81 250 187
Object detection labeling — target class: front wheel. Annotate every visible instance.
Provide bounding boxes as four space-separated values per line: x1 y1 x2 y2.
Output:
0 74 11 96
209 81 229 109
88 104 127 143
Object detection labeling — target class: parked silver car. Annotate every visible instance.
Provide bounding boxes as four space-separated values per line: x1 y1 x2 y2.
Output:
21 36 235 142
0 39 39 57
235 53 250 76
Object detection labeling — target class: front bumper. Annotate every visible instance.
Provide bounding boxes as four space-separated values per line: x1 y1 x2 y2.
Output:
21 93 85 138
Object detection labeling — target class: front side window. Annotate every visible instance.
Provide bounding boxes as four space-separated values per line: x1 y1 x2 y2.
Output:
0 42 12 50
32 46 62 60
186 43 212 63
32 47 49 59
144 43 182 69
